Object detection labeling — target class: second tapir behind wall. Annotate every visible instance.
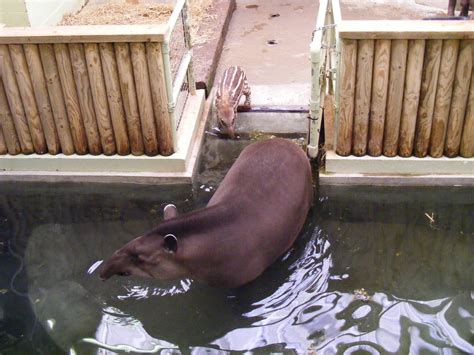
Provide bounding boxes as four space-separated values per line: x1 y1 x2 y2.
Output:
215 66 251 138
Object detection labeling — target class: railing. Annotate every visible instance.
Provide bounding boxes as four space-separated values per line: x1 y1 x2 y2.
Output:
0 0 195 157
310 0 474 162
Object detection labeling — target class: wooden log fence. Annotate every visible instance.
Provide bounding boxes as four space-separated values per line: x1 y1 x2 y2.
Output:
332 21 474 159
0 1 194 159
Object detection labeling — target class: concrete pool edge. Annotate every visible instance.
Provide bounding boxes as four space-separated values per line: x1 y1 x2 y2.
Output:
0 90 208 185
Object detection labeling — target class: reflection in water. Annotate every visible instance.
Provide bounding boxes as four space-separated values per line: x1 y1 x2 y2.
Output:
0 178 473 353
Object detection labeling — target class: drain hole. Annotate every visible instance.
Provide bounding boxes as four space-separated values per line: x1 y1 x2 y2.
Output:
270 13 280 18
267 39 278 46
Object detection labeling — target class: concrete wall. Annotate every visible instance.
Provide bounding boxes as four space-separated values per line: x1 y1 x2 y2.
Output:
0 0 86 27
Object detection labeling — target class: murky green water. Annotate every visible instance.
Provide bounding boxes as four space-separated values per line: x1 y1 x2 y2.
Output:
0 136 473 354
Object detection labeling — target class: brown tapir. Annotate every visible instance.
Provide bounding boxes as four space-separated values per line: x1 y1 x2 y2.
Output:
99 139 313 288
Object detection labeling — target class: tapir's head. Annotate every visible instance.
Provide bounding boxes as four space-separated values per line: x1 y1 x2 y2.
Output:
216 105 236 138
99 233 187 281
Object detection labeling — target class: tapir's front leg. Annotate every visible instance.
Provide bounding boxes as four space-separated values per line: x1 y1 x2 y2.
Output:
460 0 469 16
448 0 456 16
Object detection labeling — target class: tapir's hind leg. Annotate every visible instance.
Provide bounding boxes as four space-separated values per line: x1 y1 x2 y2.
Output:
164 204 178 220
243 78 251 107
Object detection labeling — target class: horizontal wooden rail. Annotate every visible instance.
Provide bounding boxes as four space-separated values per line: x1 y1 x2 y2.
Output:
0 25 167 44
339 21 474 40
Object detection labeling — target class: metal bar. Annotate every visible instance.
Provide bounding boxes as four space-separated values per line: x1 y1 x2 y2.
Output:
161 41 177 151
165 0 186 43
181 0 196 95
172 50 192 102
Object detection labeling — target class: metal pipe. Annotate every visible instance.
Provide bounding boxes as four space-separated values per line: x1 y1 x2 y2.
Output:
172 50 192 102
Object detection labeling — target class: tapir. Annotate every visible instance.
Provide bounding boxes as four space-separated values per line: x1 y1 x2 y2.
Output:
99 139 313 288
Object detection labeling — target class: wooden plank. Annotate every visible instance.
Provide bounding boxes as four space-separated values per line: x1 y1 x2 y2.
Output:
335 39 357 156
39 44 75 155
146 42 174 156
68 43 102 155
84 43 116 155
338 21 474 40
8 44 47 154
23 44 60 154
399 40 425 157
130 42 159 156
0 78 21 154
383 39 407 157
460 43 474 158
352 39 374 156
115 43 144 156
430 39 459 158
367 39 391 157
0 45 34 153
414 40 442 158
445 40 473 157
0 25 167 44
54 43 88 155
99 42 130 155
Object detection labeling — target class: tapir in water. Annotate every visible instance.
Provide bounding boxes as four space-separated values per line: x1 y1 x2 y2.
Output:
100 139 313 288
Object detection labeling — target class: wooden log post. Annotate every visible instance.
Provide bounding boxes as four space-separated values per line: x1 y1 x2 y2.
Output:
0 125 6 154
352 39 374 156
115 42 144 156
130 42 159 156
0 78 21 154
414 40 442 157
383 39 408 157
430 39 459 158
54 43 88 155
444 40 473 157
368 39 391 157
99 43 130 155
335 39 357 156
8 44 47 154
84 43 116 155
399 39 425 157
39 44 75 155
68 43 102 155
460 43 474 158
146 42 174 156
0 45 34 154
23 44 60 154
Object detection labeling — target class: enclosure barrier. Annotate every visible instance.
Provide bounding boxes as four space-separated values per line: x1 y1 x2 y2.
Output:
0 0 195 158
310 0 474 171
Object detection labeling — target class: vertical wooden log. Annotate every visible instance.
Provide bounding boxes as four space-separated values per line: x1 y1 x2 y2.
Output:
383 39 408 157
430 39 459 158
146 42 174 156
368 39 391 157
54 43 88 155
99 43 130 155
115 43 144 156
460 43 474 158
414 40 442 157
0 78 21 154
68 43 102 155
0 125 7 154
399 39 425 157
352 39 374 156
23 44 60 154
84 43 116 155
335 39 357 156
445 40 473 157
130 43 159 156
8 44 47 154
39 44 75 155
0 45 34 153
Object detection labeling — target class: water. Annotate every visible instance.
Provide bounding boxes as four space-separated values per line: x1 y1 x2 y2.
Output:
0 136 473 354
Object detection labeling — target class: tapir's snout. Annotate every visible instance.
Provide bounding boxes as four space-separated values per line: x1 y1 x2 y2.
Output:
99 250 134 281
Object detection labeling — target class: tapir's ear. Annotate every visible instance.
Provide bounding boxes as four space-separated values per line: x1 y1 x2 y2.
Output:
163 204 178 220
163 234 178 253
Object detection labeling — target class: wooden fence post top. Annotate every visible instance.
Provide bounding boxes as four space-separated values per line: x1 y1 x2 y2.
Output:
0 25 167 44
339 20 474 40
